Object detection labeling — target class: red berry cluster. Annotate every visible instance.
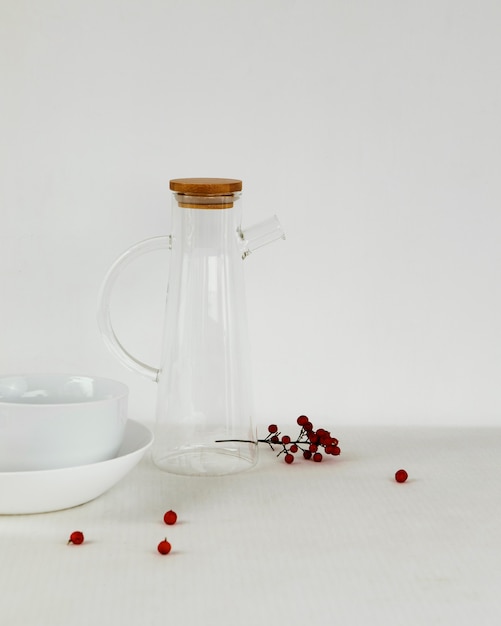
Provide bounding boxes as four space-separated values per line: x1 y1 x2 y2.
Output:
262 416 340 464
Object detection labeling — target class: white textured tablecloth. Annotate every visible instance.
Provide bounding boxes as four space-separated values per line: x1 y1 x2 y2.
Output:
1 425 500 625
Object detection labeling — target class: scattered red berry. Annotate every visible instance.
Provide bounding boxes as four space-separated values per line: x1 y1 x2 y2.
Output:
313 452 323 462
157 538 172 555
68 531 84 545
268 424 278 433
297 415 309 426
163 510 178 525
395 469 408 483
284 453 294 464
281 435 291 444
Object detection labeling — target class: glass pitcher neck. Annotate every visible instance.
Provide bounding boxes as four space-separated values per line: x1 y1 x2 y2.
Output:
170 195 242 251
169 178 242 245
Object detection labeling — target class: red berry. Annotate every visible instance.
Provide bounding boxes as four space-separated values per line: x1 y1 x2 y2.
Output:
325 444 340 455
309 443 318 453
68 531 84 545
303 450 312 460
284 453 294 464
270 435 279 444
395 469 408 483
163 510 178 525
281 435 291 444
303 421 313 432
297 415 309 426
313 452 323 462
268 424 278 433
157 539 172 555
289 444 298 453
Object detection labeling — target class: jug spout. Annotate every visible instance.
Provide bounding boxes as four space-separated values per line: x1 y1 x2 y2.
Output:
239 215 285 259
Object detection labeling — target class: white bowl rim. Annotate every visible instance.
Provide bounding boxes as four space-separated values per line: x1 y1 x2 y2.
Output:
0 373 129 407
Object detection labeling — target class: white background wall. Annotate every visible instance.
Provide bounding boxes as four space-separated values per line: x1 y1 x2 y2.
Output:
1 0 500 426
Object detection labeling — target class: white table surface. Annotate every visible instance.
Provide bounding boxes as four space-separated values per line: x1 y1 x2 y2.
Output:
1 424 500 625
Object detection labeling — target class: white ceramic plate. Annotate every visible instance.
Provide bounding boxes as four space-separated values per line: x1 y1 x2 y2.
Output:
0 419 153 515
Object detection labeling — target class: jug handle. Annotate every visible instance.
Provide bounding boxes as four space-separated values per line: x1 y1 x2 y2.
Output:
97 236 170 382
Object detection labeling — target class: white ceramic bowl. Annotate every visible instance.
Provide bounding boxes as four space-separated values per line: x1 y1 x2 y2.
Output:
0 419 153 514
0 374 128 471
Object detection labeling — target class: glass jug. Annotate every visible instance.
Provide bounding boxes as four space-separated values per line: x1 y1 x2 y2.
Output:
98 178 285 476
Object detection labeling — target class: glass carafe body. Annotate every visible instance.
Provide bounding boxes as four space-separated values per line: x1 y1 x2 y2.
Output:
153 185 256 475
97 177 285 477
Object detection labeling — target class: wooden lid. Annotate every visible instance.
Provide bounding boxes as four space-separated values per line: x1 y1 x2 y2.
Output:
169 178 242 195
